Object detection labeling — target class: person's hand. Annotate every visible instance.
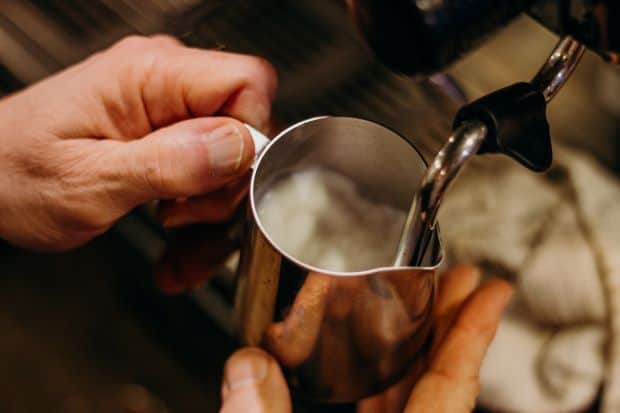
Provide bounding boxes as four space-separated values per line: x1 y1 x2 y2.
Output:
219 266 513 413
0 35 276 251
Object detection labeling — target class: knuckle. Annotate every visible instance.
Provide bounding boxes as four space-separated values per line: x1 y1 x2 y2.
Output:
149 34 183 47
108 36 164 72
251 55 278 80
114 35 152 51
215 52 278 96
245 55 278 91
111 35 176 65
112 34 149 50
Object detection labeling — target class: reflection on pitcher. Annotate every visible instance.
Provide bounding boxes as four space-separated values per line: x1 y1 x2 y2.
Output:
265 270 434 398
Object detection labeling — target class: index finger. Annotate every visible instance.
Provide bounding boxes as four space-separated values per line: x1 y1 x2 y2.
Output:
404 279 513 413
57 36 278 140
138 45 277 131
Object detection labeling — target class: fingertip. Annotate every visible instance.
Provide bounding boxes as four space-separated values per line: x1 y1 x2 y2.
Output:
442 265 481 286
483 277 513 292
223 348 271 396
478 277 514 308
455 264 481 276
221 347 291 412
225 347 274 372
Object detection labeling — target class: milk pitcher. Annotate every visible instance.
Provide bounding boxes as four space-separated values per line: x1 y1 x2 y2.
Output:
234 116 443 402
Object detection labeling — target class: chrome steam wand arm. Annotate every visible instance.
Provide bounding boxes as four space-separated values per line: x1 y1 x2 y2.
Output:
395 36 585 267
394 121 487 267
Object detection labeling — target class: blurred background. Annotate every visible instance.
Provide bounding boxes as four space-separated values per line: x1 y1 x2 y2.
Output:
0 1 619 412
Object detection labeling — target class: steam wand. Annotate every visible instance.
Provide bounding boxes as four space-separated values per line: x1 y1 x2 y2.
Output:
394 36 586 267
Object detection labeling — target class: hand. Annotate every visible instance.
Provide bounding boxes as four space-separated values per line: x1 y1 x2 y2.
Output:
0 35 276 251
219 266 513 413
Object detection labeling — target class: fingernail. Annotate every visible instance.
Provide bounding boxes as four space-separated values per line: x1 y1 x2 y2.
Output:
205 124 246 177
223 350 269 394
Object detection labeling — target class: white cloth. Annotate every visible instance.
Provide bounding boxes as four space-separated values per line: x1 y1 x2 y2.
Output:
438 146 620 413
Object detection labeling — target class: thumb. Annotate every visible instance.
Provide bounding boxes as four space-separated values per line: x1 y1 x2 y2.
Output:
220 348 292 413
110 117 255 207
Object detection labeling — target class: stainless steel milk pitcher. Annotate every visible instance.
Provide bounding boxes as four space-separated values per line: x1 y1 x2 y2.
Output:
234 117 443 402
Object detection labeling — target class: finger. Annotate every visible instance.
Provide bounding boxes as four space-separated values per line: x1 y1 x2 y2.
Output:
221 348 291 413
147 33 183 47
404 279 513 413
433 265 481 350
100 117 255 212
108 37 277 134
158 173 250 228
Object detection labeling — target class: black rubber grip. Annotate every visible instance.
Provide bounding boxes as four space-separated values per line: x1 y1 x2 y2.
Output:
453 82 552 172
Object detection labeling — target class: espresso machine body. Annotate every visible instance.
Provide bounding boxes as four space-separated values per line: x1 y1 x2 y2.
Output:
349 0 620 76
